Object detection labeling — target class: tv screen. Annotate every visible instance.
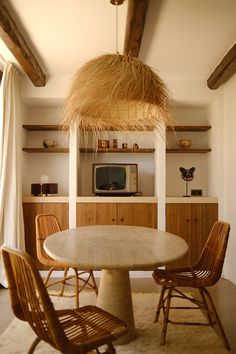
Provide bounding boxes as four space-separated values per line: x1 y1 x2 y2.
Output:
96 166 126 190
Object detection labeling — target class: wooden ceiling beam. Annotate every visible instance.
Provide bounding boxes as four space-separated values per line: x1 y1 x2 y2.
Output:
0 1 46 87
123 0 150 57
207 43 236 90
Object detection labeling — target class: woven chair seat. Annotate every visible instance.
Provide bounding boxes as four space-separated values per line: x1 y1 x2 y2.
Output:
153 267 213 288
57 306 126 347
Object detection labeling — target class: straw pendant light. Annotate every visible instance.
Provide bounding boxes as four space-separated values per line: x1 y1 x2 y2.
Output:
62 0 171 132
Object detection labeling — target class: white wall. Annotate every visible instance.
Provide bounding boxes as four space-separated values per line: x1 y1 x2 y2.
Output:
221 75 236 284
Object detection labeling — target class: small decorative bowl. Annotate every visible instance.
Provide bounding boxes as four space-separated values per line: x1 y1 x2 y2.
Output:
177 139 192 149
43 139 57 148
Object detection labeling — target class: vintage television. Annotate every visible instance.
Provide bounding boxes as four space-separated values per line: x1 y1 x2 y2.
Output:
92 163 138 196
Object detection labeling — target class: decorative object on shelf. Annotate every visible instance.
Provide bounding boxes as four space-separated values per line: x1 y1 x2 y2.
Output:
43 139 57 148
191 189 202 196
31 175 58 197
177 139 192 149
179 167 195 197
122 143 128 149
61 1 171 135
113 139 118 148
31 183 58 197
132 143 139 149
98 139 110 149
40 174 50 184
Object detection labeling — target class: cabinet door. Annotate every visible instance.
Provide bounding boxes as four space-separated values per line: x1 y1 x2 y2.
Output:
76 203 117 226
23 202 69 269
166 203 192 267
117 203 157 228
41 203 69 230
23 203 42 268
191 203 218 264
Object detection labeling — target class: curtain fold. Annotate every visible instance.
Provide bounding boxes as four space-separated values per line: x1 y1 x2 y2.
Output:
0 62 25 287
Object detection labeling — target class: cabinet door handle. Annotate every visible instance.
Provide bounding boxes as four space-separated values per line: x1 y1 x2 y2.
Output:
120 218 124 221
194 219 199 222
112 218 116 221
186 219 190 222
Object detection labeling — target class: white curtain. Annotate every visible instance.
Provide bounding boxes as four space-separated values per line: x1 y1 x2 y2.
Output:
0 62 25 287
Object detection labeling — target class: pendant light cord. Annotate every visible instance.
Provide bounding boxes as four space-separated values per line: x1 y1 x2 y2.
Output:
115 1 119 54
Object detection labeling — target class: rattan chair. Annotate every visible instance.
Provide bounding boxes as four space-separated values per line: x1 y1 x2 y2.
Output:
1 245 128 354
35 214 98 309
152 221 230 350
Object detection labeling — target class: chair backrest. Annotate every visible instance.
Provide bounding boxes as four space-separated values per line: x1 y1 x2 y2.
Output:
194 221 230 286
35 214 61 266
1 245 73 352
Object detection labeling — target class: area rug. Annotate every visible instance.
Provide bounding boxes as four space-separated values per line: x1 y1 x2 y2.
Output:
0 292 229 354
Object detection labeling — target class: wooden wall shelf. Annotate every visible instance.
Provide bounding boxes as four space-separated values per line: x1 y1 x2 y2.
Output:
23 125 68 131
23 124 211 132
22 148 69 153
166 125 211 132
79 148 155 153
166 148 211 153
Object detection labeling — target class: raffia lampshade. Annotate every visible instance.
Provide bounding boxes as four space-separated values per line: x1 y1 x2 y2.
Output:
62 53 171 132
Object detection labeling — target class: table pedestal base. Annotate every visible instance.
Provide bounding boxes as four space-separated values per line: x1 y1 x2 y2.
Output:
97 269 136 345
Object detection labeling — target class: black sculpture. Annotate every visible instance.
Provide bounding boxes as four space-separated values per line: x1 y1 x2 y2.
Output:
179 167 195 197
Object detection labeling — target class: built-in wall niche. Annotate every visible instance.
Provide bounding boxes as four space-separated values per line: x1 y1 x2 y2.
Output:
22 106 69 196
78 131 157 196
166 106 211 197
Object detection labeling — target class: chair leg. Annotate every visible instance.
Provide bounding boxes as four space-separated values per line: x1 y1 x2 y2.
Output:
160 287 173 345
58 267 69 297
28 337 41 354
199 288 214 325
104 342 116 353
90 271 98 295
72 267 79 309
154 286 166 323
203 288 231 350
44 267 54 287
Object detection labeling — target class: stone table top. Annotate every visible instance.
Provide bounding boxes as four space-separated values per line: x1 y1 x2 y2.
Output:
44 225 188 271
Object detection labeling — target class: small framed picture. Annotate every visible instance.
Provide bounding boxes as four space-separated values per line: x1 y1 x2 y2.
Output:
113 139 118 149
98 139 110 149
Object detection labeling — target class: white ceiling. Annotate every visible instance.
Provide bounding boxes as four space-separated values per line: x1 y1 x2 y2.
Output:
0 0 236 98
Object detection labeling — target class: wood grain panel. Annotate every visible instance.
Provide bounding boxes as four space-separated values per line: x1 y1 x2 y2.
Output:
41 203 69 230
191 203 218 263
166 203 192 267
76 203 117 226
166 203 218 268
23 202 69 269
95 203 117 225
76 203 97 226
23 203 42 268
118 203 157 228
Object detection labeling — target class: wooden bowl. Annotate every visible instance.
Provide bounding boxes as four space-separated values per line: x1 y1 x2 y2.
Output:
177 139 192 149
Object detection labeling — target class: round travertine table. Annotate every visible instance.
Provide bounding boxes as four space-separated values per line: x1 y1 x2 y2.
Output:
44 225 188 344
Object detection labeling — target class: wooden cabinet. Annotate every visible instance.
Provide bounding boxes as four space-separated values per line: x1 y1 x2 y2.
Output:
166 203 218 268
76 203 157 228
22 202 69 269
